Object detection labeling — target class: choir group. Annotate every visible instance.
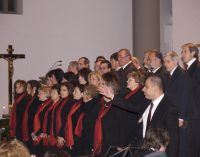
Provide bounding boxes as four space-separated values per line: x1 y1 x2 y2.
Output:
8 43 200 157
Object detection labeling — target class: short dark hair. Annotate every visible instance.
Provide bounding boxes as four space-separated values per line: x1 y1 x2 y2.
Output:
142 128 170 150
60 82 75 97
27 80 41 96
75 84 85 93
151 51 164 65
78 68 92 84
63 72 78 85
100 60 112 69
46 68 64 84
110 52 119 61
95 56 106 62
80 57 90 66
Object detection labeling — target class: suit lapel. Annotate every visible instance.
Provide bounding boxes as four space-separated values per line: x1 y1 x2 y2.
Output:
187 60 198 75
150 96 166 126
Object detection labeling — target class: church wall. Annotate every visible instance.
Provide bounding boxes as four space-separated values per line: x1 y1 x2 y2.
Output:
0 0 133 117
172 0 200 56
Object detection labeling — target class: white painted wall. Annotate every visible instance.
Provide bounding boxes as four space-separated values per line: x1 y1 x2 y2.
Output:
0 0 133 117
172 0 200 55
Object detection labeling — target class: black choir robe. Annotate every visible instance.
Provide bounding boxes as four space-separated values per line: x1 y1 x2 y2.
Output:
186 59 200 157
78 98 101 155
57 98 77 138
113 87 149 145
15 93 31 141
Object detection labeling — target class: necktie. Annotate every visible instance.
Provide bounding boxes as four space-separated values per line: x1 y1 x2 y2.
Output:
184 63 188 71
146 102 154 132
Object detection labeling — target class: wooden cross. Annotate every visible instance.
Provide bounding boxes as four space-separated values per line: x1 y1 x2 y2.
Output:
0 45 25 111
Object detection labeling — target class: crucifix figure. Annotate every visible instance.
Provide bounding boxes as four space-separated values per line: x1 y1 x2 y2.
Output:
0 45 25 112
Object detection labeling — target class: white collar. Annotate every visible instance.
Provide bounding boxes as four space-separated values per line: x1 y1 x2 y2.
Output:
152 66 161 73
170 66 178 76
122 61 132 69
187 58 196 69
142 94 164 137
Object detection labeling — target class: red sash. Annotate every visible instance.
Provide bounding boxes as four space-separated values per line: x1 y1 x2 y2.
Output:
49 99 62 146
33 99 52 145
56 97 69 135
9 93 26 138
93 98 111 155
65 101 81 147
22 97 35 141
124 85 142 100
74 113 85 137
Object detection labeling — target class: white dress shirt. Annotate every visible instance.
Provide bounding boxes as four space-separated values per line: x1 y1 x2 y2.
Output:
142 94 164 137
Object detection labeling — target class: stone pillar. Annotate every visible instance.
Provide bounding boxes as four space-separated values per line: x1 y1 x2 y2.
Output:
133 0 160 60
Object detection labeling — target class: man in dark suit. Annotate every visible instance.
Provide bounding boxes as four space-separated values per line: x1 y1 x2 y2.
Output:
99 74 179 157
140 75 179 157
147 51 168 90
181 43 200 157
163 51 191 157
118 48 137 95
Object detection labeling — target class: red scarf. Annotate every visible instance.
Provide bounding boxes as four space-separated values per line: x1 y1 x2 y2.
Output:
33 99 52 133
42 99 61 146
74 113 85 137
124 85 142 100
93 98 111 155
9 93 26 138
33 99 52 145
65 101 81 147
49 99 62 146
56 97 69 135
22 97 35 141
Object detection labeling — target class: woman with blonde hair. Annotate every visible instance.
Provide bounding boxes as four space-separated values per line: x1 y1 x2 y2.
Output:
88 71 102 88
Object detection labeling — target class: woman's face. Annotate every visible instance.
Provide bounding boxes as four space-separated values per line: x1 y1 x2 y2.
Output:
127 76 138 90
51 89 60 102
46 76 53 87
82 90 92 103
60 85 69 98
78 75 87 85
15 83 25 94
38 90 47 101
73 87 83 100
100 80 114 102
89 74 99 87
26 83 32 95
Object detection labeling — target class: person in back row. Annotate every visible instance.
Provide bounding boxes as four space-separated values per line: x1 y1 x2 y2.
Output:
117 48 137 96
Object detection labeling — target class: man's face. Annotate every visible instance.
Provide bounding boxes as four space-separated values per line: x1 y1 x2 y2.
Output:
164 56 177 72
143 78 155 100
118 50 129 67
78 58 86 70
181 46 194 63
143 52 150 68
148 53 159 70
99 63 111 74
94 60 101 72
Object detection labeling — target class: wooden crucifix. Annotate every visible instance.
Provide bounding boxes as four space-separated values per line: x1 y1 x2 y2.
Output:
0 45 25 111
